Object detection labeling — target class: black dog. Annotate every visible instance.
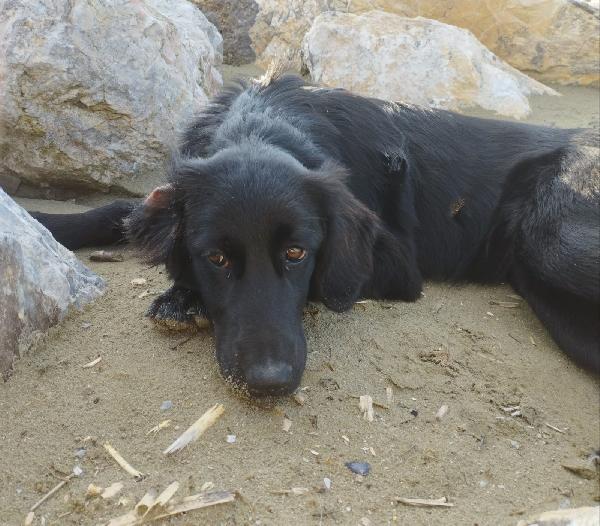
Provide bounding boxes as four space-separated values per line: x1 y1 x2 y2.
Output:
32 74 600 394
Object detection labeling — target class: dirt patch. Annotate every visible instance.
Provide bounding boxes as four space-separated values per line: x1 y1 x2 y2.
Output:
1 83 598 525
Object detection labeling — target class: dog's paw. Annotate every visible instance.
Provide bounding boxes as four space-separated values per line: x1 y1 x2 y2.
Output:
146 286 209 332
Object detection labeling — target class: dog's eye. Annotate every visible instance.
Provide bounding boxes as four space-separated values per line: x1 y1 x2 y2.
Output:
285 246 307 262
207 251 229 268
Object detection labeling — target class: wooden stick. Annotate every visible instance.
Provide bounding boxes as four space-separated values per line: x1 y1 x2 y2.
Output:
107 490 235 525
82 356 102 368
396 496 454 508
545 422 567 434
134 491 156 516
359 395 374 421
350 394 389 409
104 442 145 480
158 490 235 515
163 404 224 455
142 481 179 518
30 474 74 512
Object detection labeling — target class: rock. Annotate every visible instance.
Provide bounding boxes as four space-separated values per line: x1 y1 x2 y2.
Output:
191 0 259 65
0 0 223 196
220 1 598 86
516 506 600 526
0 188 105 379
160 400 173 411
302 12 557 119
345 461 371 476
385 0 600 87
561 461 598 480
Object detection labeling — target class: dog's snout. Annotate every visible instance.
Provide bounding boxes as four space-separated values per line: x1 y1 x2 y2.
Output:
244 361 295 395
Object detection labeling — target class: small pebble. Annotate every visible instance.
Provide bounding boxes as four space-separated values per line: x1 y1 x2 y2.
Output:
435 404 448 420
81 322 92 329
510 440 520 450
410 409 418 417
293 391 307 406
160 400 173 411
74 448 87 459
131 278 147 286
323 477 332 491
345 461 371 476
73 465 83 476
226 434 236 443
479 480 488 488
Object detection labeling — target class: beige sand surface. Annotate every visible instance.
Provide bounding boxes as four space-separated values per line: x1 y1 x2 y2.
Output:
1 82 598 525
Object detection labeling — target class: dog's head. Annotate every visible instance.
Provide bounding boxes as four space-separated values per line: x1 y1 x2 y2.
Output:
128 144 381 395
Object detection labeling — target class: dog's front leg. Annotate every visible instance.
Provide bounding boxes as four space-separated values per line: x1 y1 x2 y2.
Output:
146 284 209 331
363 230 423 302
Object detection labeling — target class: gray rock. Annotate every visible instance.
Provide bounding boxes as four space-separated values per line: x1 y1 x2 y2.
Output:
244 1 599 87
192 0 259 65
302 12 558 119
0 0 223 195
0 188 105 379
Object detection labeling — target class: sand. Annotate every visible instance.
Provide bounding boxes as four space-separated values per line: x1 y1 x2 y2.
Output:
1 82 599 526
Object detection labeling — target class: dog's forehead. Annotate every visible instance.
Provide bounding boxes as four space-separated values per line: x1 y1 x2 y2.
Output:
184 161 321 245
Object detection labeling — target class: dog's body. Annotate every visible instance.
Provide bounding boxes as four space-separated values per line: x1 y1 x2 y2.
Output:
33 75 600 392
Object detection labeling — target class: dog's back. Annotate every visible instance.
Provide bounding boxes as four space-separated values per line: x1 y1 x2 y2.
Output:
182 75 588 280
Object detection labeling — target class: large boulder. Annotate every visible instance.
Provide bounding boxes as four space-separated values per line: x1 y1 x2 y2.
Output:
379 0 600 87
302 12 557 119
0 188 105 379
191 0 259 65
0 0 223 196
213 0 599 87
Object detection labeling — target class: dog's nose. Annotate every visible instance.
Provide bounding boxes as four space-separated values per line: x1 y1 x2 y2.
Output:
245 361 295 395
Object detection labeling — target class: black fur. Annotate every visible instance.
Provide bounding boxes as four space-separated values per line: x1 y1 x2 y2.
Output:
30 200 135 250
34 74 600 392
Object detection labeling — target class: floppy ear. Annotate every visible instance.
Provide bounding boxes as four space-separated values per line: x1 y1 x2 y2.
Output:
125 184 182 266
306 162 381 312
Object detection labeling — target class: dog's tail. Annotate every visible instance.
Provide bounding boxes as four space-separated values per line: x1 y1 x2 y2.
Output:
30 200 136 250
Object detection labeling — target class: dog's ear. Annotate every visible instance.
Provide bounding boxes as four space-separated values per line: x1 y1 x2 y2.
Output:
305 162 380 312
125 184 182 265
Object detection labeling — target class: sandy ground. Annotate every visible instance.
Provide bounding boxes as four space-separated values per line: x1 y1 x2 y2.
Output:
1 82 599 526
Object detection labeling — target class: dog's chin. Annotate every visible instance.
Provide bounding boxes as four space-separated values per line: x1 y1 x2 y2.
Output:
219 364 302 398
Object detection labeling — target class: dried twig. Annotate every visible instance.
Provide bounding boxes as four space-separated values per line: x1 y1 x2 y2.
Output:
107 490 235 525
270 487 310 496
163 404 225 455
30 474 75 512
89 250 124 262
169 335 194 350
104 443 145 480
545 423 567 434
154 490 235 518
146 420 171 436
490 300 520 308
142 481 179 519
396 496 454 508
82 356 102 368
359 395 375 421
134 491 157 516
350 394 388 410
